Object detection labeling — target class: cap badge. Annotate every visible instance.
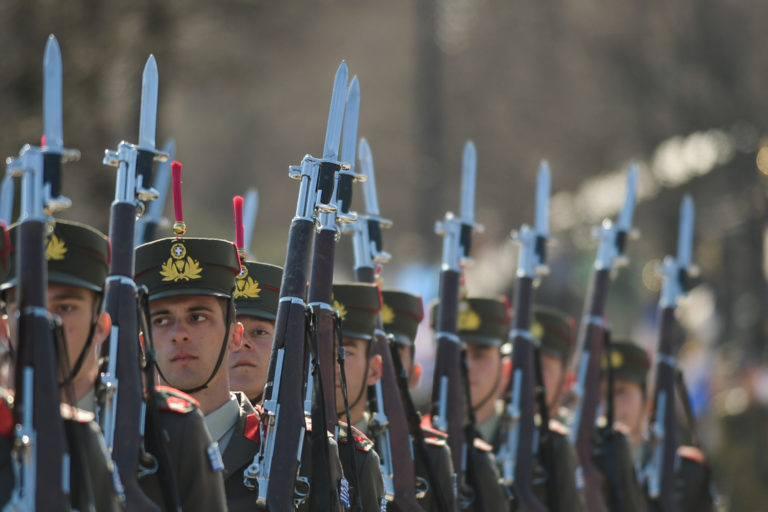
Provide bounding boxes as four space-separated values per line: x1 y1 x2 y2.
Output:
332 299 347 321
457 302 481 331
160 242 203 282
46 234 67 261
234 265 262 299
601 350 624 370
531 322 544 341
381 303 395 324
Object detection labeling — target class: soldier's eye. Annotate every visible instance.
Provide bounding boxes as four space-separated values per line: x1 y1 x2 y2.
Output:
191 313 208 322
153 317 169 327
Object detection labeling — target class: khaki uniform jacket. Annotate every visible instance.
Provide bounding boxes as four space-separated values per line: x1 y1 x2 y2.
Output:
139 387 228 512
219 392 264 511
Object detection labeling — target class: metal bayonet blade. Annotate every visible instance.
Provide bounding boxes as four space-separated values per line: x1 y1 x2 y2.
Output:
460 140 477 222
617 163 637 232
677 195 694 270
138 55 159 150
322 61 349 161
535 160 551 236
43 34 63 151
243 187 259 254
358 138 380 216
340 76 360 171
145 139 175 221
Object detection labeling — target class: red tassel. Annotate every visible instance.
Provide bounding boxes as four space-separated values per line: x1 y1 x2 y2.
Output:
171 161 186 236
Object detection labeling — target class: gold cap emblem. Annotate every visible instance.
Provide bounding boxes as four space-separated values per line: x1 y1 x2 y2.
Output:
234 266 262 299
381 303 395 324
457 301 481 331
531 322 544 341
332 299 347 321
160 243 203 282
602 350 624 370
46 234 67 261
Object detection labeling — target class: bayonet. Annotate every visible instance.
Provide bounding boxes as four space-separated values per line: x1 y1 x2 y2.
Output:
340 76 360 170
138 56 159 152
242 188 259 256
135 139 175 246
359 138 382 218
534 161 550 240
460 141 476 224
323 61 348 161
43 35 63 152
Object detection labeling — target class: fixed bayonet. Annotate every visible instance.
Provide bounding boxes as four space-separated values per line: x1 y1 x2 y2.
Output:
513 161 550 278
43 35 63 152
323 61 348 162
460 141 476 224
594 164 637 270
135 139 174 246
340 76 360 170
138 56 159 152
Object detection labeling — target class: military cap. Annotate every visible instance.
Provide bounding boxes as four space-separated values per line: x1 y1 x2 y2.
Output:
135 237 240 301
602 339 651 387
381 289 424 347
531 305 575 365
332 282 381 341
431 296 511 347
233 261 282 321
1 220 110 293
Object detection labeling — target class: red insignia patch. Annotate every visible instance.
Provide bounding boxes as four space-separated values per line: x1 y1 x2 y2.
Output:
678 445 707 466
0 399 13 437
155 385 200 414
244 413 260 444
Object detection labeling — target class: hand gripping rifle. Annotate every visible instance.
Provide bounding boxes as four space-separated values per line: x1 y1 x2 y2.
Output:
496 162 551 512
343 137 427 511
568 166 637 512
99 54 170 512
134 139 175 246
3 34 80 512
642 196 696 512
243 61 350 511
429 141 483 510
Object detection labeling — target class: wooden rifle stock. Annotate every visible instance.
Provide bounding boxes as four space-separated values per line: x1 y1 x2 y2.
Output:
571 268 611 512
506 276 547 512
647 306 679 511
102 200 161 511
14 217 69 511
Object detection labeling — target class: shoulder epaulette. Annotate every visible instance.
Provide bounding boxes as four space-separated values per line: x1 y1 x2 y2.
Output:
154 385 200 414
473 436 493 452
337 421 374 452
548 419 570 436
677 445 707 466
304 415 313 433
243 412 260 444
60 403 95 423
421 425 448 443
0 393 13 437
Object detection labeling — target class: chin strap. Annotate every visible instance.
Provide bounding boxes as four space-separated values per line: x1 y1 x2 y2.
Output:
59 295 103 388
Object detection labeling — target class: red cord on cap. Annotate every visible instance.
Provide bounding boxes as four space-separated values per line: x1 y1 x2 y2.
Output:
233 195 246 261
171 161 186 236
41 135 46 146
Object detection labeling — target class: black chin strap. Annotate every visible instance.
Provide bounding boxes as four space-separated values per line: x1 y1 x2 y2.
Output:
154 297 234 395
59 295 103 388
471 357 502 414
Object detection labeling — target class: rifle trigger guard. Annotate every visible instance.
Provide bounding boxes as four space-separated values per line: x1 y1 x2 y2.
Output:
415 476 429 500
293 476 310 508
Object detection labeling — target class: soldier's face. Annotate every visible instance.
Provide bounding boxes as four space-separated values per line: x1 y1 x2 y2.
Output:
466 343 503 409
150 295 233 392
540 353 564 410
605 378 646 438
336 336 382 423
229 316 274 401
6 283 109 396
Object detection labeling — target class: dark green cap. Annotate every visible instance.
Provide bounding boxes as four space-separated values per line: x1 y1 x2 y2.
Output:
431 296 511 347
234 261 282 321
135 237 240 301
1 220 110 293
531 305 575 365
602 339 651 387
332 282 381 341
381 289 424 347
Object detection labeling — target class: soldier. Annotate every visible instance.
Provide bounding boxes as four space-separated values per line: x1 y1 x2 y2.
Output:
603 339 716 510
380 288 458 512
455 298 584 511
135 235 261 511
1 220 126 511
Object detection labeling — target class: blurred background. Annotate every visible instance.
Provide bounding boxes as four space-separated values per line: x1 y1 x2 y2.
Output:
2 0 768 507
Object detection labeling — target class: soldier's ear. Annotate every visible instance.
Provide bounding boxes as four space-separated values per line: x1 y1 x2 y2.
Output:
409 362 422 390
230 321 244 350
94 311 112 346
499 357 512 394
367 354 383 386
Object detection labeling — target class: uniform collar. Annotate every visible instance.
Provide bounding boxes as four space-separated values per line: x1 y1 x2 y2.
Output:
204 393 240 452
76 387 96 413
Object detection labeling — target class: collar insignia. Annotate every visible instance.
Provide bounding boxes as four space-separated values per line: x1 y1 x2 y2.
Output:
457 301 481 331
160 242 203 282
46 234 67 261
234 266 261 299
381 303 395 324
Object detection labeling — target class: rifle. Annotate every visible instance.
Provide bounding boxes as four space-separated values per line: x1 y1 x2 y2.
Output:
243 61 350 511
100 54 171 511
134 139 175 246
344 137 426 511
429 140 483 509
0 175 13 225
3 34 79 512
642 195 695 511
568 166 637 512
496 162 551 511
